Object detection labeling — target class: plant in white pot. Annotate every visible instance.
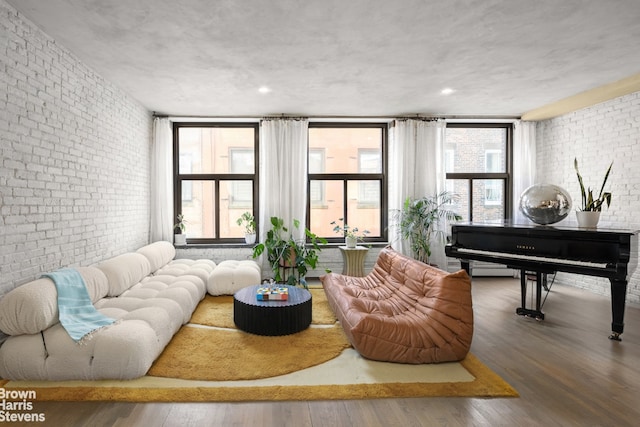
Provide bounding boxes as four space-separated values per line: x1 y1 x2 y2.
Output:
330 218 369 248
574 158 612 228
236 211 257 244
174 213 187 245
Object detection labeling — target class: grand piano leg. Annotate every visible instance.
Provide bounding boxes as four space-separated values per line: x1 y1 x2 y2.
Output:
609 278 627 341
460 260 471 276
516 270 545 320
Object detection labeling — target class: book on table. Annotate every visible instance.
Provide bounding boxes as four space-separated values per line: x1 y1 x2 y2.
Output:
256 286 288 301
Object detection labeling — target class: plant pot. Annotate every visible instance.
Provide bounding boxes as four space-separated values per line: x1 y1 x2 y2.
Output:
244 233 256 244
278 248 297 267
345 236 357 248
174 234 187 245
576 211 600 228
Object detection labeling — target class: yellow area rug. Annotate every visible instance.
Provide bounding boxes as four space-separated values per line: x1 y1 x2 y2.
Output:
147 326 351 381
0 289 518 402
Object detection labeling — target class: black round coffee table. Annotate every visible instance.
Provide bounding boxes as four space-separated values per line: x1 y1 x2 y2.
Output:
233 285 312 336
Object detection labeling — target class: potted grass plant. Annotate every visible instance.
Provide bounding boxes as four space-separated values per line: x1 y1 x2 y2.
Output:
574 158 612 228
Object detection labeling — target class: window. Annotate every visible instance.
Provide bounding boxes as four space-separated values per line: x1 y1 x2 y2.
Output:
444 149 455 194
179 153 193 202
229 148 254 208
307 123 387 242
358 149 381 206
444 124 512 222
309 149 326 207
484 150 502 206
174 123 258 243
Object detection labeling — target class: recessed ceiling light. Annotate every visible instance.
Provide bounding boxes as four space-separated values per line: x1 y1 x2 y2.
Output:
441 88 455 95
258 86 271 94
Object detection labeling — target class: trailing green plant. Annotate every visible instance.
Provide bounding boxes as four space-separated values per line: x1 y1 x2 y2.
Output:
252 216 327 288
393 191 462 264
174 213 187 233
574 158 613 212
236 211 256 234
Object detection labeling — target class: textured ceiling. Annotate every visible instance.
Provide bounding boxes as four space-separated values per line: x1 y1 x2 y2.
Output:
7 0 640 118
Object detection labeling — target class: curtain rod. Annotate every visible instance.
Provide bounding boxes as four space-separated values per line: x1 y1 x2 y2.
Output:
154 112 520 121
261 116 307 121
395 117 441 122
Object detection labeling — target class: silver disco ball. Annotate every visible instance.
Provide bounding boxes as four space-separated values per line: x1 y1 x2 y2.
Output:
519 184 572 225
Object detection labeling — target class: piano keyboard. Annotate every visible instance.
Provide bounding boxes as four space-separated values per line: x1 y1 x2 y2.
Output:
454 248 609 269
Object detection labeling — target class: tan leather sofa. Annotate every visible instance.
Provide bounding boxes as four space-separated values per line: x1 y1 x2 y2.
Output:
321 246 473 364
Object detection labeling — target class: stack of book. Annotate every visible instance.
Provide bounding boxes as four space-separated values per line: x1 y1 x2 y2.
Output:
256 286 289 301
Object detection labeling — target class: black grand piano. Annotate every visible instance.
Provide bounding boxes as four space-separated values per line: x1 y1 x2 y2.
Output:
445 222 638 340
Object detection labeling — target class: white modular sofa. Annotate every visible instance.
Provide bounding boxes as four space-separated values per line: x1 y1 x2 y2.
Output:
0 241 217 381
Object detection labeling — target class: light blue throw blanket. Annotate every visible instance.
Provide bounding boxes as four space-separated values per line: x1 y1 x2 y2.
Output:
42 268 116 343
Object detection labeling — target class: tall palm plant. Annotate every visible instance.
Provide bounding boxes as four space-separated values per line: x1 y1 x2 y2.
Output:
394 191 462 264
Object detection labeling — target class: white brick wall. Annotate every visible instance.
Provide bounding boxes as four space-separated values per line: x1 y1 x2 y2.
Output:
0 2 152 295
536 91 640 304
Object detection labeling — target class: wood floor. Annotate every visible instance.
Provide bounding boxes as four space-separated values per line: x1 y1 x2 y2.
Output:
13 277 640 426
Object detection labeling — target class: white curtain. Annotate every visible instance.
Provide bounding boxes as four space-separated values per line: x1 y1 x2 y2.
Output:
512 120 537 223
259 118 309 242
388 119 447 266
150 117 174 242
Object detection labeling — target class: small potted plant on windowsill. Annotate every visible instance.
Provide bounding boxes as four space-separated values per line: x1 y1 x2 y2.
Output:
174 213 187 246
574 158 613 228
236 211 257 244
330 218 370 248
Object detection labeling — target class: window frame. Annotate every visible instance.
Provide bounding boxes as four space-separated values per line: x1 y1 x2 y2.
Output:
483 149 503 206
357 148 382 207
173 122 259 244
308 148 326 208
445 123 513 222
306 122 388 244
229 147 255 209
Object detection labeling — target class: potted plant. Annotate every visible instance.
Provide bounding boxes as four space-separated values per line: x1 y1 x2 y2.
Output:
252 216 327 288
174 213 187 246
236 211 257 244
392 191 462 264
574 158 612 228
330 218 370 248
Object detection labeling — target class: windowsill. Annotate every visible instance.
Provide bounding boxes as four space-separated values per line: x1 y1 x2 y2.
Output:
174 243 257 249
175 242 391 250
325 242 389 248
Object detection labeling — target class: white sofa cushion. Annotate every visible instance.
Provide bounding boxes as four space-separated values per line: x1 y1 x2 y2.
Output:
207 260 261 295
137 277 204 311
97 253 152 296
136 241 176 273
0 318 163 381
155 259 216 286
104 279 204 324
0 267 108 336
